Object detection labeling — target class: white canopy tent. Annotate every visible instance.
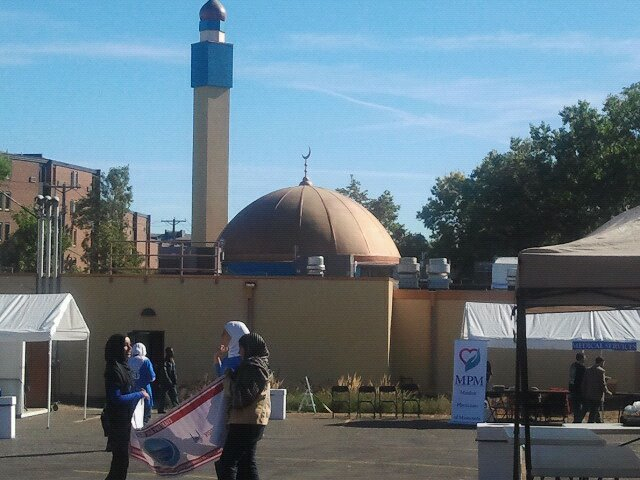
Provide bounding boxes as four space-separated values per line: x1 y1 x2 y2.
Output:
462 302 640 350
0 293 90 428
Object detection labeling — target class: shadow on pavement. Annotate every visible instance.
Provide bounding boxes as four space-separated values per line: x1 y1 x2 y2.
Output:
0 449 106 459
326 419 476 430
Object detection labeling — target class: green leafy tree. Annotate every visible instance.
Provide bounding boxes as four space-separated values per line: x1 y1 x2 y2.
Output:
74 166 141 273
337 175 429 257
0 209 38 271
418 82 640 279
0 152 10 179
336 174 370 205
0 208 71 272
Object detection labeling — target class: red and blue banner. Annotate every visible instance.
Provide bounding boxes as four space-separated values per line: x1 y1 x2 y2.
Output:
130 377 227 476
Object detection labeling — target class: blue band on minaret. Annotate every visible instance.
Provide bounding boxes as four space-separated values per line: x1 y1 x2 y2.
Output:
199 20 222 32
191 41 233 88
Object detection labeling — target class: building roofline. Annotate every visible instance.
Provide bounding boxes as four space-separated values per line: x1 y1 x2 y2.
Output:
8 153 100 175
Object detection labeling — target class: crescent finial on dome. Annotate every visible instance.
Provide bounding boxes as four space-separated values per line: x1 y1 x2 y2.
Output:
200 0 227 22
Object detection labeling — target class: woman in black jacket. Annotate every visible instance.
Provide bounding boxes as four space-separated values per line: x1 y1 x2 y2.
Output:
104 334 148 480
157 346 180 413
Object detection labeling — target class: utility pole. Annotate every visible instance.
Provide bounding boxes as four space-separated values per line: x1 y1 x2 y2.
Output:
161 218 186 239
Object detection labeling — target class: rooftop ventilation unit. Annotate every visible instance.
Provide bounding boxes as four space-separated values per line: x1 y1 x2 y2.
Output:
306 256 325 277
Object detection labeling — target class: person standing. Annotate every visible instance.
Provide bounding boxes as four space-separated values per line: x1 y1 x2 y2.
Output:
157 347 179 413
568 352 587 422
104 334 148 480
581 356 612 423
216 332 271 480
214 321 250 377
128 343 156 425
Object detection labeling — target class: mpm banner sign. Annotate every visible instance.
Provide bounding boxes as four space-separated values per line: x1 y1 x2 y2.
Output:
450 339 488 425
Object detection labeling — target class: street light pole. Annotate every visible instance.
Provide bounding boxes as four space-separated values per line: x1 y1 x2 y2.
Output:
43 182 79 277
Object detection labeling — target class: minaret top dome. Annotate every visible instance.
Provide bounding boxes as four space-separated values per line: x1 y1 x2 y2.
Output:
200 0 227 22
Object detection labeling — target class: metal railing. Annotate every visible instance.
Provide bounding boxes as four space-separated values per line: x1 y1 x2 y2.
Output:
103 240 223 276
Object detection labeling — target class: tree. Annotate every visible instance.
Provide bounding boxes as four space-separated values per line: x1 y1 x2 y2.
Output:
74 166 141 272
0 209 38 272
417 82 640 279
0 208 72 272
337 175 429 257
0 152 10 179
336 174 369 205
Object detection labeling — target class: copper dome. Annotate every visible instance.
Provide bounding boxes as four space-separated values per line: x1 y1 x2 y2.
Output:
199 0 227 22
219 184 400 264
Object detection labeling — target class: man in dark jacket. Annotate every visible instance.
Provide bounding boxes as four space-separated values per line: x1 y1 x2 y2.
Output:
569 352 587 422
581 356 612 423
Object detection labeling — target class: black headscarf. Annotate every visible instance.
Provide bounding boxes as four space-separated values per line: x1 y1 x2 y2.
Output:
104 334 133 392
231 333 271 408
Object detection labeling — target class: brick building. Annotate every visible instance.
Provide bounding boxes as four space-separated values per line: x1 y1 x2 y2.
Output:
0 153 152 271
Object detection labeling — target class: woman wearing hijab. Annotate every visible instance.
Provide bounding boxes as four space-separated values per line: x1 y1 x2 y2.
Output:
104 334 148 480
217 332 271 480
214 321 250 377
128 342 156 425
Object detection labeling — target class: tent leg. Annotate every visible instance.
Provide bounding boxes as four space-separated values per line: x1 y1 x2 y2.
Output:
516 304 532 480
513 336 521 480
84 337 89 420
47 340 52 429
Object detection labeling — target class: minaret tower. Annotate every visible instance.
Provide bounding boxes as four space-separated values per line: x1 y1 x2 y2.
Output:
191 0 233 244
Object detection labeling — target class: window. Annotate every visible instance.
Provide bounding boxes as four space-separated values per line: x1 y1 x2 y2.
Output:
52 166 57 184
72 228 77 246
0 222 3 242
70 200 76 215
0 191 10 210
75 171 80 187
3 223 8 241
70 171 75 186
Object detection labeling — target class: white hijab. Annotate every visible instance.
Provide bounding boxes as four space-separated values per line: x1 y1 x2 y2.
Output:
128 342 147 373
224 321 249 358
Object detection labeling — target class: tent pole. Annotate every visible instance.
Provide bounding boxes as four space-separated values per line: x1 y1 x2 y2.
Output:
516 304 532 479
84 336 89 420
512 335 520 480
47 340 52 429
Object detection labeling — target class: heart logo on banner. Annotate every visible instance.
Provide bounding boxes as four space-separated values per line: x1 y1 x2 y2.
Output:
459 348 481 372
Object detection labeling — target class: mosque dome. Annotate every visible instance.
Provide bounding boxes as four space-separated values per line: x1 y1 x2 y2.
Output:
199 0 227 22
219 183 401 264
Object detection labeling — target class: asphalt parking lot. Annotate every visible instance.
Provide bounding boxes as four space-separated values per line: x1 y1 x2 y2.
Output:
0 406 479 480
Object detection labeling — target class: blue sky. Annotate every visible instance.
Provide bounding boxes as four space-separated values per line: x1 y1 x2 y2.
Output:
1 1 639 235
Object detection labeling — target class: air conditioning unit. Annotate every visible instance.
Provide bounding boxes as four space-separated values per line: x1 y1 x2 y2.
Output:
28 176 36 183
306 256 325 277
397 257 420 289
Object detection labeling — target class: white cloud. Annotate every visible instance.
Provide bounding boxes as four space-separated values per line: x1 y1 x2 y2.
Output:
285 32 640 59
237 60 608 140
0 42 188 65
0 9 74 30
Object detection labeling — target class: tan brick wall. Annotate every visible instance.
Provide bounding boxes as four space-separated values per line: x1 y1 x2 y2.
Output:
0 274 636 400
0 275 393 399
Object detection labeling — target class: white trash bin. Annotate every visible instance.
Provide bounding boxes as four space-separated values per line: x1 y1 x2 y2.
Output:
269 389 286 420
0 396 16 439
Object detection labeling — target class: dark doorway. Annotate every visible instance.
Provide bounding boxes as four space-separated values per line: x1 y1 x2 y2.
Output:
128 330 165 402
25 342 48 408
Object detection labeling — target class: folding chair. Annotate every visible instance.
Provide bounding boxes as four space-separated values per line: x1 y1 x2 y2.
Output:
400 383 421 418
378 385 398 418
330 385 351 418
357 385 377 418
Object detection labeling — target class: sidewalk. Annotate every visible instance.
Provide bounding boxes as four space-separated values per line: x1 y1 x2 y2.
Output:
0 405 479 479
